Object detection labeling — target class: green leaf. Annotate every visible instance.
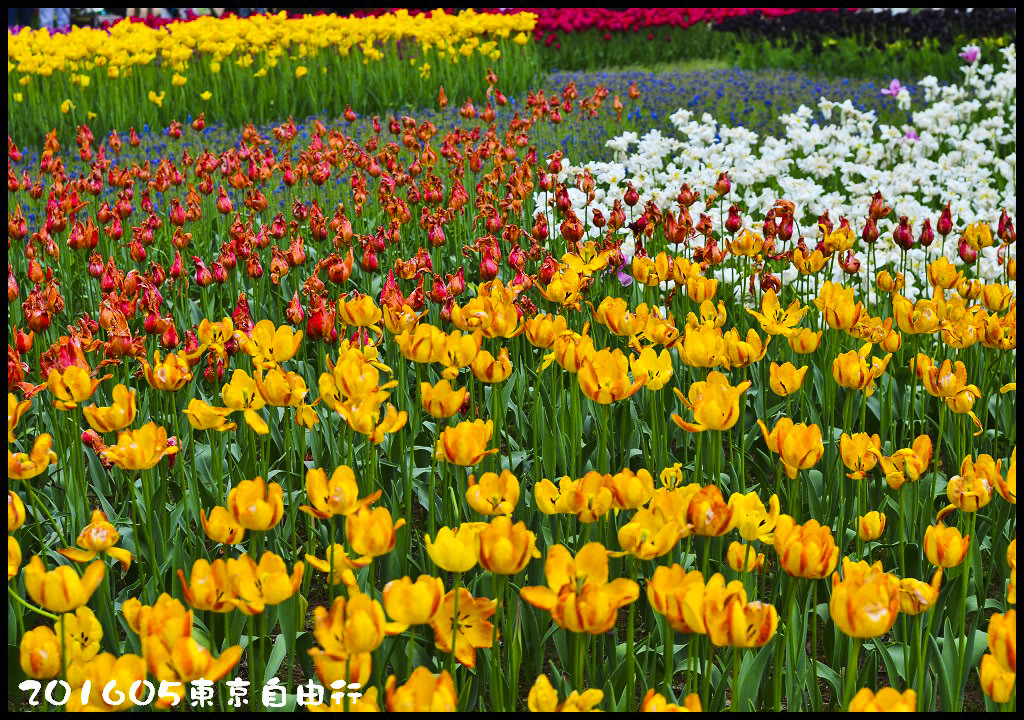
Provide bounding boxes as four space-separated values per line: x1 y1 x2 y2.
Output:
870 637 906 684
263 634 288 687
738 643 774 711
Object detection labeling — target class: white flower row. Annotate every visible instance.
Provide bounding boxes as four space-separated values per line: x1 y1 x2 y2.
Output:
537 44 1016 304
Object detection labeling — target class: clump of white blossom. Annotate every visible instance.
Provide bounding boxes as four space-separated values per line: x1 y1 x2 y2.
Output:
538 44 1016 305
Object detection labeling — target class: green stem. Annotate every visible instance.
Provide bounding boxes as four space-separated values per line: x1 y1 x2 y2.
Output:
773 575 798 711
663 615 674 694
954 510 977 711
577 630 587 693
843 637 863 709
811 582 822 711
731 647 742 711
7 587 59 620
917 606 938 711
928 405 946 533
701 642 715 709
626 556 636 707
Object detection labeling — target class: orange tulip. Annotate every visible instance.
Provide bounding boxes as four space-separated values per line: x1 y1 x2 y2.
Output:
435 419 498 466
773 515 839 579
429 588 495 668
346 503 405 557
757 417 824 479
227 476 284 531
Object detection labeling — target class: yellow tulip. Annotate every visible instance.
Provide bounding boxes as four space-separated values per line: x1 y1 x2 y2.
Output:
578 347 646 404
382 575 445 631
346 503 405 557
672 370 751 433
848 687 917 712
768 361 808 396
8 433 58 480
200 506 245 545
898 568 942 615
226 551 303 615
420 378 468 418
8 393 32 442
773 515 839 579
102 422 177 470
477 516 539 574
424 524 482 573
756 417 824 479
727 541 765 573
923 511 970 568
241 319 302 369
857 511 886 541
23 556 105 613
183 398 237 432
57 508 133 570
300 465 377 519
646 564 706 634
177 558 236 613
703 573 777 647
140 349 193 391
429 588 495 668
47 365 104 410
829 557 900 638
466 470 520 516
227 476 284 531
19 625 61 679
385 667 457 712
435 419 498 465
745 288 807 336
221 369 269 434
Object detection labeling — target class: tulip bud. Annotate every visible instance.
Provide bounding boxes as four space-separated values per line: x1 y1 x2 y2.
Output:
621 183 639 208
998 214 1014 244
677 184 699 208
478 250 499 281
360 245 379 272
210 261 227 284
958 236 979 264
840 250 861 275
862 216 879 244
537 255 558 285
777 215 793 242
193 256 213 287
714 172 731 197
15 327 34 353
428 223 446 248
285 292 305 326
725 204 742 233
868 191 891 220
893 216 914 251
858 511 886 541
161 321 180 349
937 202 953 236
918 218 935 247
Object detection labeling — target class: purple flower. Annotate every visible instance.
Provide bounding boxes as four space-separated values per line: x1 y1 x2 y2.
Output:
617 267 633 287
959 45 980 65
905 129 919 141
881 79 902 97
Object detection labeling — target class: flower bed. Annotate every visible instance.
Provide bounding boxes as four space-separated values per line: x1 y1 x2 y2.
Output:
7 9 539 143
7 40 1017 714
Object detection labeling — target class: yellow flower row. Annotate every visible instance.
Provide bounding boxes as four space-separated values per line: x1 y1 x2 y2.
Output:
8 9 536 77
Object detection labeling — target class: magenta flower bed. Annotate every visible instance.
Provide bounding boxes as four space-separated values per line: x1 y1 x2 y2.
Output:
511 8 846 36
